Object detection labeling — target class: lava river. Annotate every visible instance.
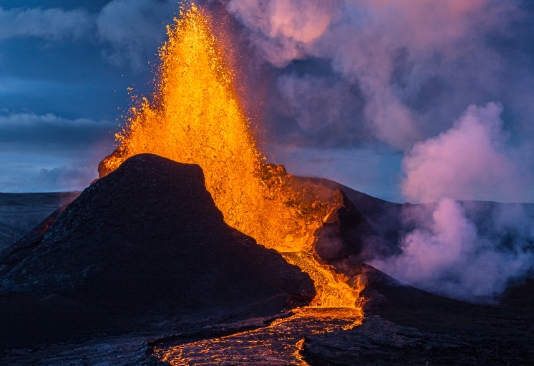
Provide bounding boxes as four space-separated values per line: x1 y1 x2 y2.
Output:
98 5 366 362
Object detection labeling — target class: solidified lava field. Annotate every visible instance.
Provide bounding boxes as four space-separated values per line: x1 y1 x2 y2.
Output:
1 5 533 364
0 155 533 365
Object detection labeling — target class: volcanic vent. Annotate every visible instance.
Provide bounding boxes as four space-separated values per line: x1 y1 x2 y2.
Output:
0 154 316 348
99 4 366 309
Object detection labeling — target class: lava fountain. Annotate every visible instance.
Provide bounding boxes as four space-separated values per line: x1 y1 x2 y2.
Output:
99 4 363 310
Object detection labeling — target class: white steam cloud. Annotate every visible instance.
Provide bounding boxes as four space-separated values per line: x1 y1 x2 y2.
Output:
369 102 534 302
371 198 534 302
226 0 522 148
402 102 533 204
226 0 534 302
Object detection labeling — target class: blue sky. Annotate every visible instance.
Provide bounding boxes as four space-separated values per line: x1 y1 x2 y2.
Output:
0 0 173 193
2 0 534 203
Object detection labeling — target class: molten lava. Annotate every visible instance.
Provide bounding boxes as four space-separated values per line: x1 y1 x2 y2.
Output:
155 308 364 365
100 4 363 309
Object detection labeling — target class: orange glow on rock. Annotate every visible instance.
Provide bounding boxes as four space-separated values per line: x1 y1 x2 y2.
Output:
99 4 363 309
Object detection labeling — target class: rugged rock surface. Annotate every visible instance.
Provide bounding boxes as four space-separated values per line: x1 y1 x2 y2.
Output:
0 154 314 348
307 177 534 268
0 192 78 251
0 205 68 278
256 168 383 266
302 177 404 255
313 189 377 263
302 264 534 365
5 265 532 365
2 164 534 363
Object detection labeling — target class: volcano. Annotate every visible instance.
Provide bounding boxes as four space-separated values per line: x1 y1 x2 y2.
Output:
1 3 533 364
0 154 314 349
0 156 533 363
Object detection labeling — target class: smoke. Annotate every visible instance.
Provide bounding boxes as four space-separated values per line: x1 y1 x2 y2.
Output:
96 0 177 69
276 74 361 135
370 198 534 302
225 0 526 149
223 0 534 302
368 102 534 302
401 102 533 204
227 0 339 67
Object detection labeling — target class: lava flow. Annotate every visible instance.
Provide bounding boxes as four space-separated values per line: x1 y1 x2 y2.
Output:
154 308 363 365
99 4 363 310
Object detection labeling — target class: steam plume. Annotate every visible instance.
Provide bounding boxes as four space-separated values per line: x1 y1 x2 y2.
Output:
402 102 533 204
370 102 534 302
370 198 534 302
223 0 534 302
225 0 524 149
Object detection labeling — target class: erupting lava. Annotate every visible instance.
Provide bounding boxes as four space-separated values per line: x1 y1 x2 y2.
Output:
99 4 363 309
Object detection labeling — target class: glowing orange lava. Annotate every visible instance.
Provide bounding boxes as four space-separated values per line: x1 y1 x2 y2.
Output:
155 307 364 365
100 4 363 309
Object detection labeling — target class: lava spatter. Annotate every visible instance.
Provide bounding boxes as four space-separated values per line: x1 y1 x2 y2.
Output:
99 4 363 309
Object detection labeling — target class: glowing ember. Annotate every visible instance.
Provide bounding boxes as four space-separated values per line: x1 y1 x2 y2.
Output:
99 4 362 309
154 308 363 365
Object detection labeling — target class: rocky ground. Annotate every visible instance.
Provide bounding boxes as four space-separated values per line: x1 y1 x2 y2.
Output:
0 192 79 252
302 265 534 365
0 155 314 353
0 157 533 365
2 271 532 365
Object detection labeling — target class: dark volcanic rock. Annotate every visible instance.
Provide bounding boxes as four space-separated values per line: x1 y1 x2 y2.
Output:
303 315 464 366
0 205 68 279
301 264 534 365
0 192 79 252
313 189 378 263
298 177 403 258
0 154 314 348
288 176 400 269
358 264 534 338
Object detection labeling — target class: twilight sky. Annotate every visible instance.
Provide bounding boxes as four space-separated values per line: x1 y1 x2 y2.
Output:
2 0 534 203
